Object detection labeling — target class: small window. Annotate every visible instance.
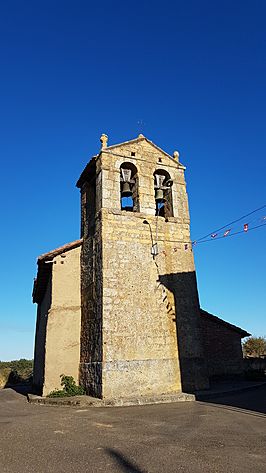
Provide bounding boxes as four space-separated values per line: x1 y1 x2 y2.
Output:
131 152 136 156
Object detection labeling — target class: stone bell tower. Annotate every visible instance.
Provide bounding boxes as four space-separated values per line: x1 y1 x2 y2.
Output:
77 134 209 399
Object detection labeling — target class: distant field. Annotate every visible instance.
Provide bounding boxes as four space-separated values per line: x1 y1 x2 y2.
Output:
0 359 33 387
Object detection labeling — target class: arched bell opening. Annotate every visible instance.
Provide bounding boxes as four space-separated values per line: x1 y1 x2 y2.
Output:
120 162 139 212
154 169 174 218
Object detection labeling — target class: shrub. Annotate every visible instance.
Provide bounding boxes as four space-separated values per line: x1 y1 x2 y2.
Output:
47 374 85 398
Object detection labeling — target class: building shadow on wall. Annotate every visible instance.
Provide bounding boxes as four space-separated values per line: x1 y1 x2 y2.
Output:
158 271 208 393
106 448 147 473
2 367 34 397
158 271 266 415
31 270 52 396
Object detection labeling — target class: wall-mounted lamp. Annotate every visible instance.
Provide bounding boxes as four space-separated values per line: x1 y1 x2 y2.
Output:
143 220 158 257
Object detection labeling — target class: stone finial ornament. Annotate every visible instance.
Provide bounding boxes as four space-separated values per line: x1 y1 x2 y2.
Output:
173 151 179 161
138 133 144 138
100 134 108 149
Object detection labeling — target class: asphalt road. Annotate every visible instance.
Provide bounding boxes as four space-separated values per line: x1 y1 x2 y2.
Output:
0 386 265 473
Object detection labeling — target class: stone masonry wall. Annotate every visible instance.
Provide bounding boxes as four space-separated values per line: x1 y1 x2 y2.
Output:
79 173 104 397
79 223 103 397
200 316 244 378
101 210 182 398
78 136 209 396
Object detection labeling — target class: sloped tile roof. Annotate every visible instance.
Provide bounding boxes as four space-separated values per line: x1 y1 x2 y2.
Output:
38 238 83 261
33 239 83 303
200 309 251 338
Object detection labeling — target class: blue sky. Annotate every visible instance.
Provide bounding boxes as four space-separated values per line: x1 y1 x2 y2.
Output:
0 0 265 360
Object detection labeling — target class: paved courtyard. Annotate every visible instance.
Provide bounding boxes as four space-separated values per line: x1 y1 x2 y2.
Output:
0 386 265 472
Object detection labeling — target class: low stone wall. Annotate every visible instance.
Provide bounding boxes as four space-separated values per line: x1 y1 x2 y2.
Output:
243 357 266 373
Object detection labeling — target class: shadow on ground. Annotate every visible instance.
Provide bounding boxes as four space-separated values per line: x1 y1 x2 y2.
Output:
199 384 266 415
106 449 147 473
4 383 33 397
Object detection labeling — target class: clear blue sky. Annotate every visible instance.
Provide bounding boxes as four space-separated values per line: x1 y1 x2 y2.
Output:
0 1 265 360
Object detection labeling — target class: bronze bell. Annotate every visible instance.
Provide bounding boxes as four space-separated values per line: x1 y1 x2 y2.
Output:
155 188 165 202
121 181 132 197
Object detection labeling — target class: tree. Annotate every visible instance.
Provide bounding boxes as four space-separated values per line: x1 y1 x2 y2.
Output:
242 336 266 358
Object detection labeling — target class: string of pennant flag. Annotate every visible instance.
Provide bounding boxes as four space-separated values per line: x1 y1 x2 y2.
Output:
194 204 266 242
156 205 266 255
193 215 266 245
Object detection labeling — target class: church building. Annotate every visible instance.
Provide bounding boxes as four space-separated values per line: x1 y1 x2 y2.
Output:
32 134 250 398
